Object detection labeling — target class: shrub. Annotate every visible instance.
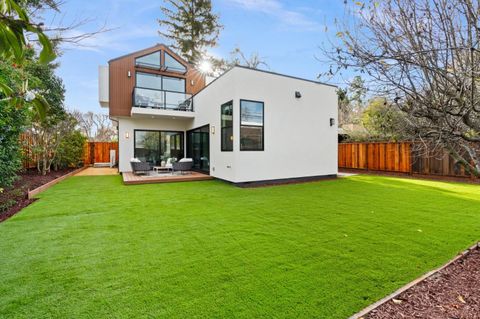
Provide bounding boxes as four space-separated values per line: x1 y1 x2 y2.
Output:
53 130 87 169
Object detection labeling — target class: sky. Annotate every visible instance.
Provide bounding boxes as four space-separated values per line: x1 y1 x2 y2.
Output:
43 0 347 113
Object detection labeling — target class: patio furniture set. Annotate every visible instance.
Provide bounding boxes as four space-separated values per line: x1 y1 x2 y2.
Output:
130 158 193 176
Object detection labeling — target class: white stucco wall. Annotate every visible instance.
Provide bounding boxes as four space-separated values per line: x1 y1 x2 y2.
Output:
117 116 191 172
115 67 338 182
192 67 338 183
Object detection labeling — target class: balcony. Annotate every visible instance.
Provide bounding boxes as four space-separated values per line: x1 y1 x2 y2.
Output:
133 87 193 111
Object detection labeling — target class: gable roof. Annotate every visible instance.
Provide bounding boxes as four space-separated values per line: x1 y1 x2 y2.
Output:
192 65 337 98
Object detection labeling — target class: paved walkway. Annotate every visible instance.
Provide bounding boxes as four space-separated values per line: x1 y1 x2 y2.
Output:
75 167 118 176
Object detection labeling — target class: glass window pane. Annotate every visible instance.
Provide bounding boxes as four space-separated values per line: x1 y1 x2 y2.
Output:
135 51 161 68
160 132 184 161
134 131 160 165
240 126 263 151
136 72 162 90
164 52 187 73
221 101 233 151
240 100 263 126
240 100 264 151
163 76 185 92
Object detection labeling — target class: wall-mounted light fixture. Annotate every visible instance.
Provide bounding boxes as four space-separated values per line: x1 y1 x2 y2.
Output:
330 118 335 127
191 80 195 86
125 132 130 139
211 126 215 134
295 91 302 98
127 70 131 78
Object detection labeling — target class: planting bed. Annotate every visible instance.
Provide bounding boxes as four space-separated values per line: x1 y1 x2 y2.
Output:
364 246 480 319
0 168 74 222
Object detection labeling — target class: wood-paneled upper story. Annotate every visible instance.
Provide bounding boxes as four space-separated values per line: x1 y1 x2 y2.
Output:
108 44 206 117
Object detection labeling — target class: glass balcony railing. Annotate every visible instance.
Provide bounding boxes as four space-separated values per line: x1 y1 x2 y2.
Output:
133 87 193 111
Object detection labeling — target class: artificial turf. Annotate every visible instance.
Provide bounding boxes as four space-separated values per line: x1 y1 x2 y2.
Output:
0 175 478 318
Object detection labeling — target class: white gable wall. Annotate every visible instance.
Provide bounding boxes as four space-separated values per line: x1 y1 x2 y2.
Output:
191 67 338 183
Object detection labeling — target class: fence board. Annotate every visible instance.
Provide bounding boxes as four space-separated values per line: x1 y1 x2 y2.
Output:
20 134 118 169
339 141 478 180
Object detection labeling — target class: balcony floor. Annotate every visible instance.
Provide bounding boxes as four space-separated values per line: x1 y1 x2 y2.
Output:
122 171 213 185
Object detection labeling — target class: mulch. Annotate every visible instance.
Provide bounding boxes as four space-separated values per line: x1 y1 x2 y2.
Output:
364 246 480 319
0 168 75 223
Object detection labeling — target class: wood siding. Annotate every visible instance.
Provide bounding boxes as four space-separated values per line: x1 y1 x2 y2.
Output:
108 44 206 117
339 142 479 180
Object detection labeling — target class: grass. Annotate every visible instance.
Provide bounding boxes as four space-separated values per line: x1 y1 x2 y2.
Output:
0 175 479 318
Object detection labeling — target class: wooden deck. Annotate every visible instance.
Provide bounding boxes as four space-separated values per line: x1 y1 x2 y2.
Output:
122 171 213 185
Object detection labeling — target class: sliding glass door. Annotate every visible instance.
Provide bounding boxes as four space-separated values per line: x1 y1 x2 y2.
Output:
134 130 184 166
187 125 210 173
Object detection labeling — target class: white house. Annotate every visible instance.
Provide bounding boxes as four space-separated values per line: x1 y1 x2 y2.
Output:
99 44 338 185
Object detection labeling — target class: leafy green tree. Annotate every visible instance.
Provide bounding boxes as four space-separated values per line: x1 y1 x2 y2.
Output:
53 129 86 170
0 0 55 117
0 59 28 190
362 98 409 141
158 0 222 64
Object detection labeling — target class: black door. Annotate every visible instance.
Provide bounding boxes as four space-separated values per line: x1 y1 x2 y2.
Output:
187 125 210 174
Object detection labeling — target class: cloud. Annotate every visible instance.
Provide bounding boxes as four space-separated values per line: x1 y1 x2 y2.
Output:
226 0 320 30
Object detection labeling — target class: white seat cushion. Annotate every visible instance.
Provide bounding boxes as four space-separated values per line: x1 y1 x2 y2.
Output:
179 158 193 162
130 158 141 162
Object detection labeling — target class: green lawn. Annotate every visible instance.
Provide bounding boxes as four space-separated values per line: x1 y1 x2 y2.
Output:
0 175 479 318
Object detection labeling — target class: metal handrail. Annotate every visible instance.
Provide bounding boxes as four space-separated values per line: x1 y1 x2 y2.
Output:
132 87 193 111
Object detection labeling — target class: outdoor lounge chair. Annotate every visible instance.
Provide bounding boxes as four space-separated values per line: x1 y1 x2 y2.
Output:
130 160 151 175
172 158 193 174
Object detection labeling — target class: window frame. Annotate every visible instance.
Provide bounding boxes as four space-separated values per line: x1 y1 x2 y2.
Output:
239 99 264 151
220 100 234 152
135 51 161 69
133 129 185 162
135 72 186 94
164 51 187 73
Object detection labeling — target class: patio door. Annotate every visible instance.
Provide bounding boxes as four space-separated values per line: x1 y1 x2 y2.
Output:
187 125 210 174
134 130 184 166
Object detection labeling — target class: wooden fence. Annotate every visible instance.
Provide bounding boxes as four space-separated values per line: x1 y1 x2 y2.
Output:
20 133 37 169
20 133 118 169
339 142 478 180
83 142 119 166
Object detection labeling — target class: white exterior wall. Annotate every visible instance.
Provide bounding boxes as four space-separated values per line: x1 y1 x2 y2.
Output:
190 70 237 181
98 66 109 108
117 116 191 172
192 67 338 183
114 67 338 182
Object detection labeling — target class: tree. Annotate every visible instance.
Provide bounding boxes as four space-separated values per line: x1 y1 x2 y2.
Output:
324 0 480 176
29 114 78 175
0 59 28 190
158 0 222 65
0 0 55 118
72 111 117 142
337 76 367 126
362 98 409 141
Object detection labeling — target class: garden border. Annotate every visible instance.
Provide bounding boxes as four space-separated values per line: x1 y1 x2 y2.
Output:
348 242 480 319
27 166 87 199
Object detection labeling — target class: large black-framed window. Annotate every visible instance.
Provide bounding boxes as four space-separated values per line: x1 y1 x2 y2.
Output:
135 72 186 93
240 99 264 151
187 125 210 173
135 51 161 69
134 130 184 166
221 100 233 151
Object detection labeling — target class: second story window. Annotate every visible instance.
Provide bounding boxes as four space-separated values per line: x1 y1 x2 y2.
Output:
136 72 162 90
164 52 187 73
163 76 185 93
135 51 161 69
